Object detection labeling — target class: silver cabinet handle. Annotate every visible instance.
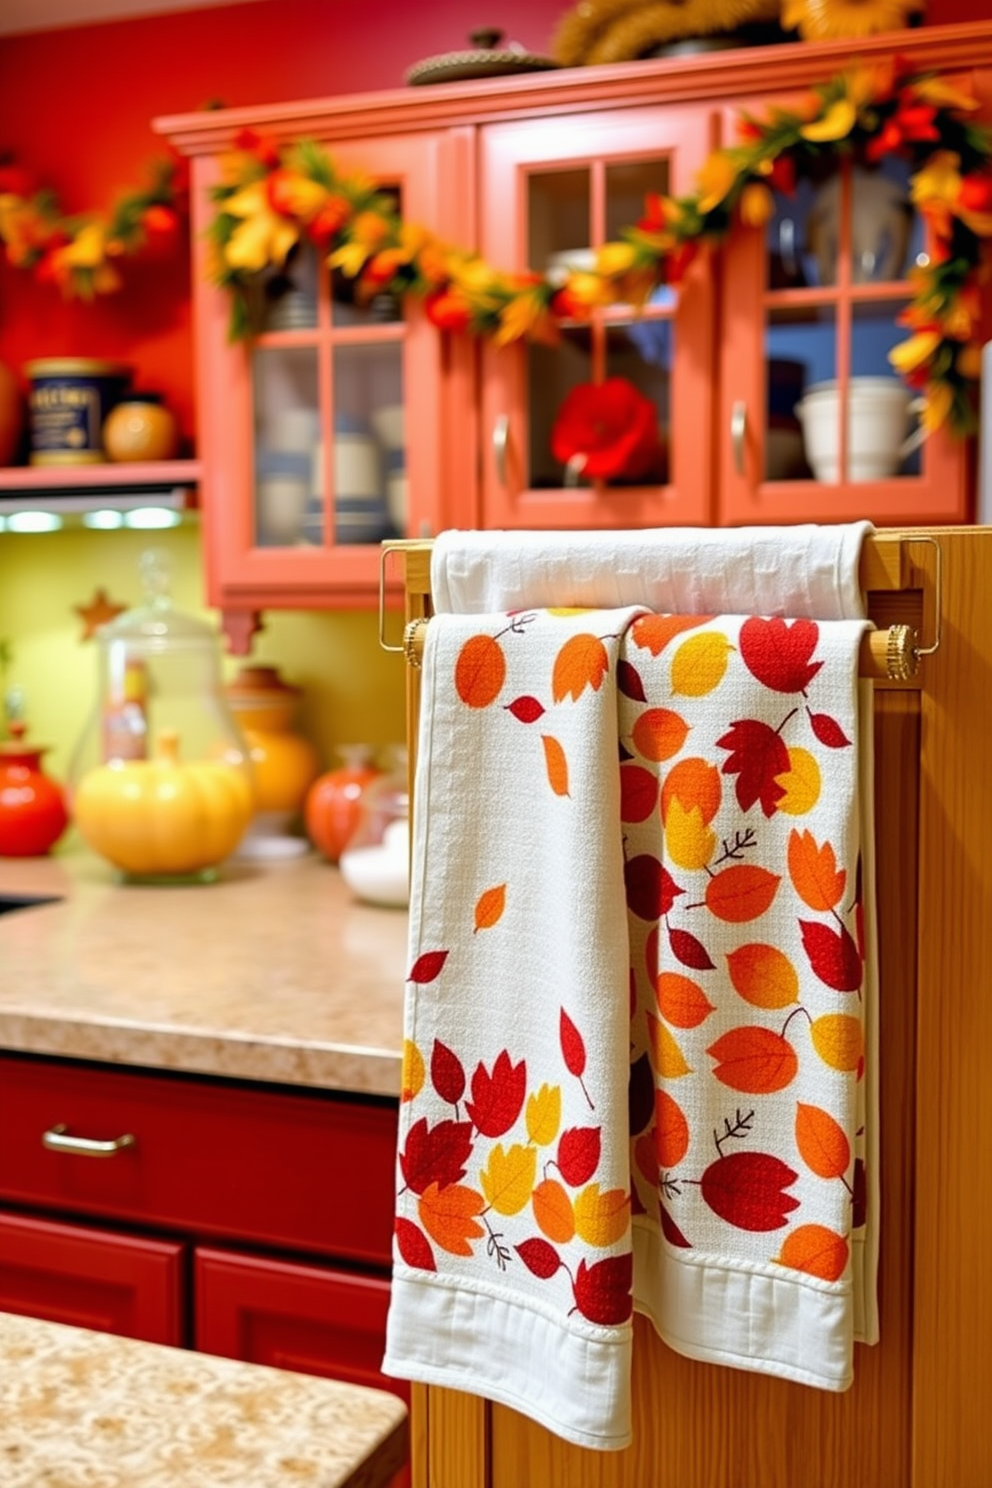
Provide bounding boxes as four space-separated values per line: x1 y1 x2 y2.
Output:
730 400 748 477
42 1123 136 1159
493 414 509 487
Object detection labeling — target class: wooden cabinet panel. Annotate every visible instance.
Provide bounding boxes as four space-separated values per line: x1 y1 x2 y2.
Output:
0 1056 397 1265
194 1246 405 1399
0 1210 184 1345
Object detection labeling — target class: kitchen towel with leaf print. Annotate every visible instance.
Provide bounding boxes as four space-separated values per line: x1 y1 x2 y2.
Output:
383 556 878 1451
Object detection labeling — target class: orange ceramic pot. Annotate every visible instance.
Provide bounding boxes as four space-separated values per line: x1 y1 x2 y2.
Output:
0 721 69 857
304 745 383 863
103 393 180 463
225 665 320 817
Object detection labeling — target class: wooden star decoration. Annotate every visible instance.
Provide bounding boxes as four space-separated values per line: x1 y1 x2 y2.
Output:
74 587 127 641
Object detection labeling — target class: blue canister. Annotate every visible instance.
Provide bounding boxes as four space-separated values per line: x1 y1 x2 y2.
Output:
25 358 132 465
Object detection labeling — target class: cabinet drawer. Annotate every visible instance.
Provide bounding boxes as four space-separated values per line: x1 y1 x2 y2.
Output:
0 1055 398 1266
0 1209 184 1344
194 1246 406 1400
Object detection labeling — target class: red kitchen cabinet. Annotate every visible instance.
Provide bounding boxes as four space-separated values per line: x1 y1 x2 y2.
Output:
0 1209 184 1344
194 1247 405 1399
0 1052 401 1405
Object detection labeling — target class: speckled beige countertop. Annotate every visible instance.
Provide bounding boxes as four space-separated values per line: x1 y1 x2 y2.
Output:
0 850 407 1097
0 1309 408 1487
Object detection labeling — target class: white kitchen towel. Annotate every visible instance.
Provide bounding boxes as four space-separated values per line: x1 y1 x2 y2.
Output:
383 525 879 1451
430 523 872 620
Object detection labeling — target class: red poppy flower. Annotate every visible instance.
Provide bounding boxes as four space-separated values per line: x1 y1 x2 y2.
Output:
551 377 662 481
425 286 471 333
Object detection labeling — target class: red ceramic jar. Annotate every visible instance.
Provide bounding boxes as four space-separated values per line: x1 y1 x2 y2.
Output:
0 721 69 857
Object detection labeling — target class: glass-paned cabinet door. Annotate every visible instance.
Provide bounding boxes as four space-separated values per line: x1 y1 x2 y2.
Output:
202 133 448 605
719 136 968 525
480 108 717 530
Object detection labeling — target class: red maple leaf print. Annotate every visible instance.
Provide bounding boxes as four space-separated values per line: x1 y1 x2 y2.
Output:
572 1254 634 1325
400 1116 474 1194
557 1125 602 1186
717 718 790 816
740 617 823 693
465 1050 526 1137
700 1151 800 1230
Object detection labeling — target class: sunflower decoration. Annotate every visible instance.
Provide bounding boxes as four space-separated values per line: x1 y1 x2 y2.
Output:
0 153 187 299
551 0 783 65
781 0 925 43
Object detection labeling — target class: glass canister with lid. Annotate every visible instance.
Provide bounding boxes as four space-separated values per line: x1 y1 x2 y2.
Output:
68 549 253 883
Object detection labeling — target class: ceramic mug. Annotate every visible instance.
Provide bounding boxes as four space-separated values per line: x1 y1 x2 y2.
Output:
795 378 924 482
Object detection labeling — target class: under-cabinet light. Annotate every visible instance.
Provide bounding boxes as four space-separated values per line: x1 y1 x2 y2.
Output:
6 510 63 532
123 507 182 529
82 509 126 530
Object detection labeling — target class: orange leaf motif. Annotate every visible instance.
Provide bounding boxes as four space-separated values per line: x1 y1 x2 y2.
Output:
810 1013 864 1072
552 633 609 702
541 734 570 796
707 1026 798 1093
777 1223 849 1282
631 613 713 656
455 634 506 708
788 829 846 912
646 1011 692 1078
705 865 780 923
474 883 507 932
574 1183 631 1247
631 707 689 762
726 943 799 1009
655 972 715 1028
655 1089 690 1168
795 1102 851 1181
532 1178 576 1243
661 757 722 825
418 1181 485 1256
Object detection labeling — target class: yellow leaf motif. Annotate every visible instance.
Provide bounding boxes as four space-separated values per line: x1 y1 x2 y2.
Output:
474 883 507 932
810 1014 864 1073
526 1083 562 1147
400 1038 425 1103
775 746 822 816
646 1011 692 1078
670 632 732 697
479 1143 537 1216
541 735 570 797
664 798 716 871
573 1184 631 1248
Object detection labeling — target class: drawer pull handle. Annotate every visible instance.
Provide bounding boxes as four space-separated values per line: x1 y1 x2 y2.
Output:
42 1124 136 1159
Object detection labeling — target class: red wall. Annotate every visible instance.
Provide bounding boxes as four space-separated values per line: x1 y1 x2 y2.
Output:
0 0 985 444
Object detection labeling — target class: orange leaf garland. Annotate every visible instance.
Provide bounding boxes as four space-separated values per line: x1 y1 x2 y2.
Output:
418 1180 485 1256
541 734 570 796
788 829 846 911
705 864 780 923
654 1089 690 1168
631 707 689 762
726 943 800 1009
655 972 715 1029
707 1026 799 1093
455 634 506 708
474 883 507 932
574 1183 631 1247
532 1177 576 1242
795 1102 851 1181
777 1223 849 1282
552 633 609 702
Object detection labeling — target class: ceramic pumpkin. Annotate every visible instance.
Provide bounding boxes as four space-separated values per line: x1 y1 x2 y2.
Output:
72 728 253 882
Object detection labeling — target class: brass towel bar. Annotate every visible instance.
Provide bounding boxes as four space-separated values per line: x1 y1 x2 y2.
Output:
379 533 941 684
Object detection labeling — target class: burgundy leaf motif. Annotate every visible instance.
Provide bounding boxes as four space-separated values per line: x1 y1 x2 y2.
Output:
572 1254 634 1325
395 1216 437 1271
717 718 790 817
628 1052 654 1137
431 1040 467 1105
515 1237 562 1279
668 926 715 971
799 920 862 992
617 659 647 702
400 1116 474 1195
625 854 685 920
700 1151 799 1231
808 710 852 748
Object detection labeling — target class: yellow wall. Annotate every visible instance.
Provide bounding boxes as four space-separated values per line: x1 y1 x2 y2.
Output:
0 523 407 794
